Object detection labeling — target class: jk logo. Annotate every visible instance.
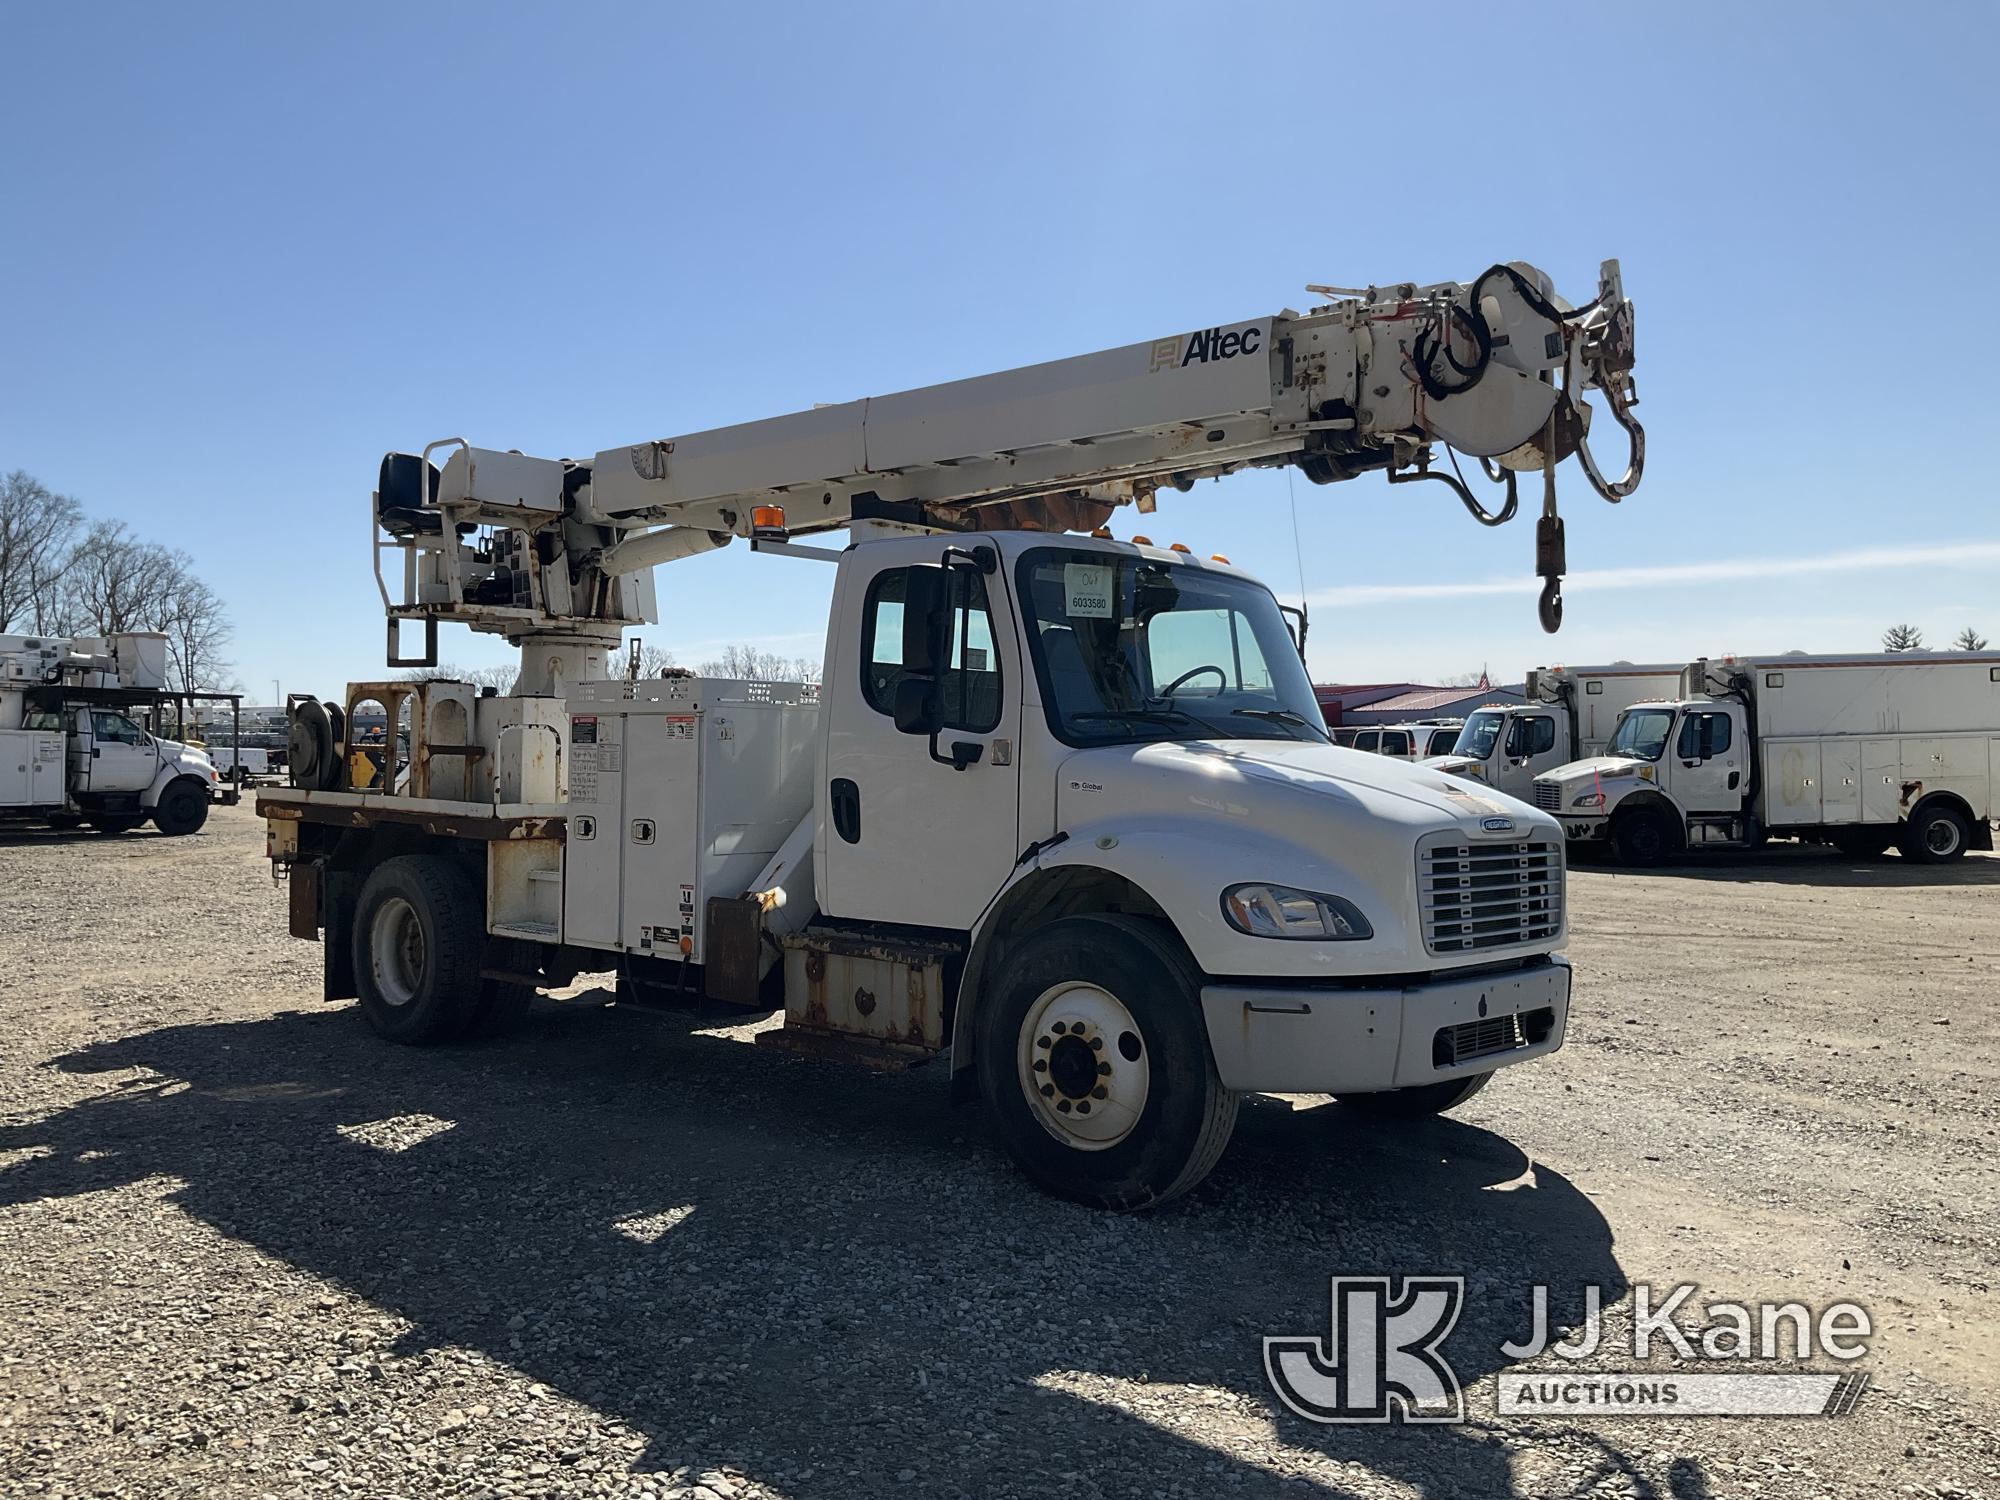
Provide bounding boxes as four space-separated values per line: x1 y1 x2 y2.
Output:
1264 1276 1466 1423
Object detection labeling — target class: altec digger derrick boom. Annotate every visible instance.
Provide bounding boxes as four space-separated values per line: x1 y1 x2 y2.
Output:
372 260 1641 690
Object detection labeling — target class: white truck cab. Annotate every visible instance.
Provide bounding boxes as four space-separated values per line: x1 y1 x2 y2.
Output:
1425 663 1683 799
1534 653 2000 865
1 633 219 835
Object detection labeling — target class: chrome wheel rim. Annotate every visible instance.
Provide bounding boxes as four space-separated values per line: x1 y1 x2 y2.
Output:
1925 817 1961 856
1017 981 1148 1151
369 896 425 1007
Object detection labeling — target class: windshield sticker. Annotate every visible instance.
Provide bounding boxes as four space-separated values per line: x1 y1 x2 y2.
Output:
1064 563 1114 619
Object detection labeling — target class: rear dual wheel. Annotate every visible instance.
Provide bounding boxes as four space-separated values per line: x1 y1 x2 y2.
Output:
1901 802 1971 864
977 914 1239 1212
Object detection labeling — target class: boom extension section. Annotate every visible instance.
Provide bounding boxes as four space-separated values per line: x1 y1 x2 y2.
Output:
374 259 1641 681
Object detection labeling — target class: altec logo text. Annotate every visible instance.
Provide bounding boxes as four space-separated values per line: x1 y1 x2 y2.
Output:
1149 323 1263 372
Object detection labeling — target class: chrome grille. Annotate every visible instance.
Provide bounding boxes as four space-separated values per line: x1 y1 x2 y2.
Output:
1532 781 1561 812
1419 836 1563 954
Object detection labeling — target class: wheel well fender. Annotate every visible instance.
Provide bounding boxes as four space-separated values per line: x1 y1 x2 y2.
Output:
1905 790 1992 850
1609 789 1681 825
948 860 1170 1101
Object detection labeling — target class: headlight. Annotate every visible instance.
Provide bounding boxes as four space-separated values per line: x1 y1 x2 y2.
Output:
1222 883 1372 940
1571 792 1604 809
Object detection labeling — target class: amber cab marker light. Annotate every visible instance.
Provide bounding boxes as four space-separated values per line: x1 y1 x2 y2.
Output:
1131 534 1153 546
1211 553 1231 564
752 504 787 533
1091 526 1113 539
1169 542 1191 553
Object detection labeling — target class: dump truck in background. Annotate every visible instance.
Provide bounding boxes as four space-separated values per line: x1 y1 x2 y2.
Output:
1534 652 2000 865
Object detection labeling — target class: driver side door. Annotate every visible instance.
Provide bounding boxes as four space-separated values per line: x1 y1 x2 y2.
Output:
819 540 1023 931
84 711 160 794
1492 712 1563 797
1665 708 1745 815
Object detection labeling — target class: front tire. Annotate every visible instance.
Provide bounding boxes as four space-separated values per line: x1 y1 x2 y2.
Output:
1336 1072 1490 1118
352 856 484 1044
1611 806 1679 867
151 779 210 836
1901 802 1971 864
976 914 1238 1211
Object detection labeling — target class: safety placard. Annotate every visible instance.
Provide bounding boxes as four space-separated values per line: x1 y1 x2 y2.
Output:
1064 562 1114 618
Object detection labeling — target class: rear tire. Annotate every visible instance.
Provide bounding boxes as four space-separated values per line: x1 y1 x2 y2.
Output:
352 856 484 1044
1611 806 1678 867
976 913 1238 1212
1901 802 1971 864
1336 1072 1490 1119
151 779 210 836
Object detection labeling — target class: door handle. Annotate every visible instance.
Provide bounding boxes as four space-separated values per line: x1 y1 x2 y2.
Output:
830 778 861 844
92 748 101 758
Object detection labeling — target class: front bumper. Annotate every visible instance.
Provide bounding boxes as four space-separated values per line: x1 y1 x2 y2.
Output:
1556 814 1608 841
1198 956 1570 1094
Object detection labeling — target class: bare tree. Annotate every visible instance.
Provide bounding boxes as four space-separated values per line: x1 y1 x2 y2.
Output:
637 643 679 678
700 642 821 682
0 470 82 632
155 569 235 693
1881 623 1925 652
61 520 183 636
1953 626 1989 651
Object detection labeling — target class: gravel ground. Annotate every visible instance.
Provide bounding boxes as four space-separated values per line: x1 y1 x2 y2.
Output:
2 805 1997 1498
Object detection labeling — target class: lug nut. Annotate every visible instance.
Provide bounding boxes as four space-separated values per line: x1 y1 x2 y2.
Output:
1076 1101 1092 1114
1097 1061 1111 1076
1091 1086 1108 1100
1036 1035 1051 1050
1057 1100 1072 1114
1089 1036 1104 1051
1032 1058 1047 1073
1040 1083 1055 1097
1051 1022 1067 1035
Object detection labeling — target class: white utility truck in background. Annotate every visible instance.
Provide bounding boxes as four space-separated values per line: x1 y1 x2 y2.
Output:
1534 652 2000 865
262 260 1646 1208
1 632 222 835
1427 661 1683 800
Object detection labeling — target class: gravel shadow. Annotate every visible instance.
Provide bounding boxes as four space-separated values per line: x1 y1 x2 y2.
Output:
1 1001 1654 1499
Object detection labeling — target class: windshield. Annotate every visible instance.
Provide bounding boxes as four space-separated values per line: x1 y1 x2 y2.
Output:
1607 707 1676 761
1452 710 1506 760
1017 547 1326 745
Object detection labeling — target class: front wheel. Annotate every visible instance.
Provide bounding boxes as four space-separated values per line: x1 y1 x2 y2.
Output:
352 856 485 1044
151 780 210 836
976 914 1238 1211
1611 807 1679 867
1901 802 1971 864
1336 1072 1490 1118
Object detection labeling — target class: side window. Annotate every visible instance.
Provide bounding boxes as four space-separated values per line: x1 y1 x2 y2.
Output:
1429 729 1458 756
92 712 143 744
1354 731 1379 753
1677 713 1731 759
859 565 1002 733
1526 717 1556 755
1380 731 1411 756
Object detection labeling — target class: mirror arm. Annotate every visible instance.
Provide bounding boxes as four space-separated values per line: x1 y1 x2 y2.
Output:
929 734 983 771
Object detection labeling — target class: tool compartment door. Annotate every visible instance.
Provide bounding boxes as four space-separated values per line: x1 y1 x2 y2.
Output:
561 711 625 951
1819 739 1862 824
1861 738 1902 823
1763 739 1822 826
619 709 703 959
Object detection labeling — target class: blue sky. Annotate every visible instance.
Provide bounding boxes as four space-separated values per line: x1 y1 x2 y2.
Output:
4 1 1995 701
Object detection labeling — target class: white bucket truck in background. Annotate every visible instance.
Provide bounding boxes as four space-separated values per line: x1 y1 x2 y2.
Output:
1 632 221 835
1427 662 1683 800
262 259 1648 1208
1534 652 2000 865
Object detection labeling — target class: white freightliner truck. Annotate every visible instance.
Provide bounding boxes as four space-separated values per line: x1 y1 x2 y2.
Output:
1533 652 2000 866
1 632 221 834
1426 662 1684 800
262 261 1647 1207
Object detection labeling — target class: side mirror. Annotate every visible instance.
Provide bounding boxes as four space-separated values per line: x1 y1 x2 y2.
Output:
892 675 943 737
900 566 948 678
